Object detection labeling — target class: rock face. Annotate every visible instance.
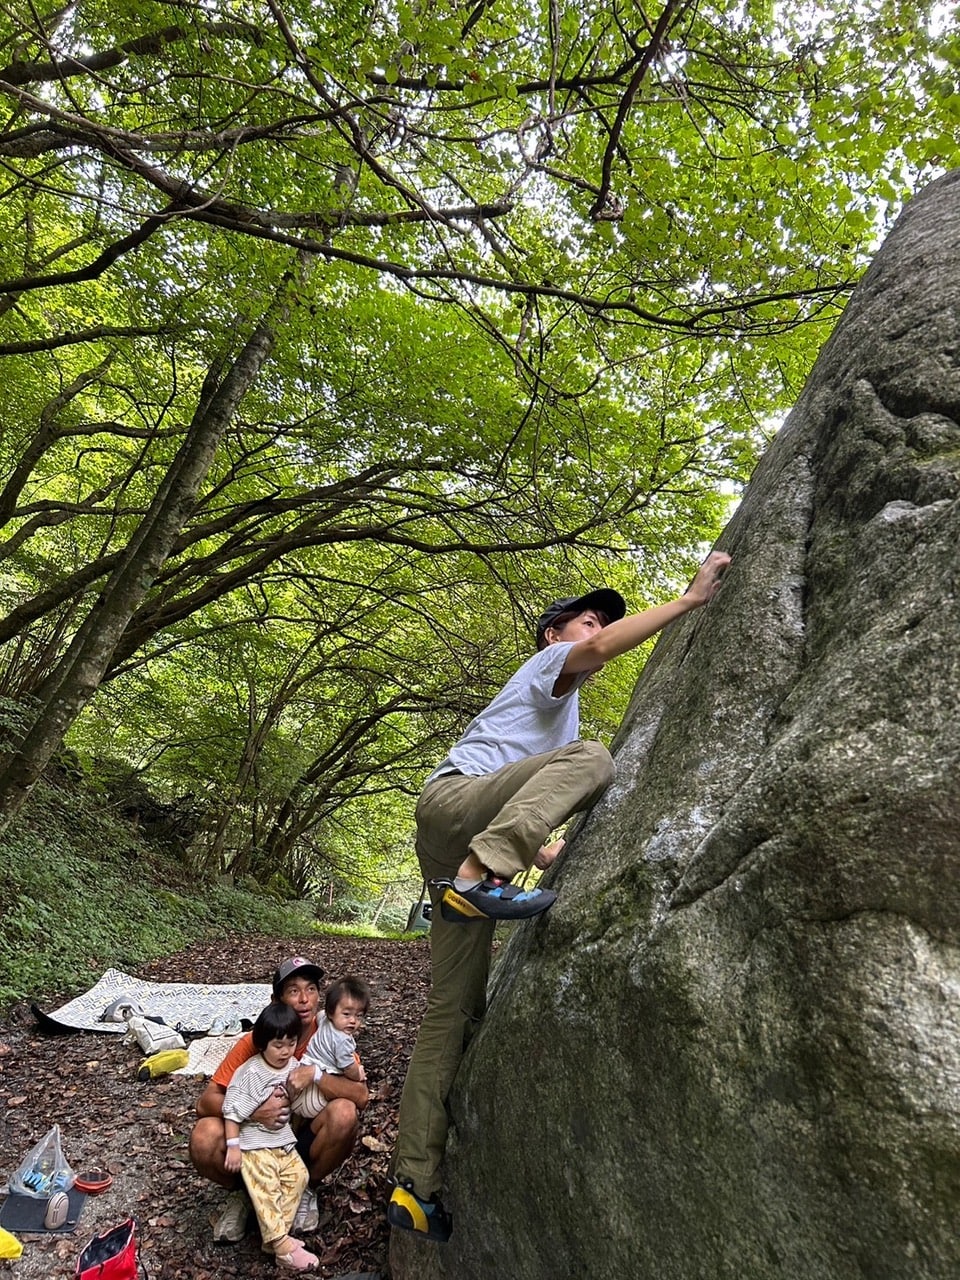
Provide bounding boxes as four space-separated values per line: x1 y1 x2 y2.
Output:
390 171 960 1280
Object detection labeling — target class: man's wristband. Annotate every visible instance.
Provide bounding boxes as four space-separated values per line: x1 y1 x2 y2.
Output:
314 1065 323 1084
226 1138 240 1147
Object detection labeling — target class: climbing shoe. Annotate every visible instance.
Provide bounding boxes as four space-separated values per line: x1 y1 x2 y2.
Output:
387 1181 452 1242
435 876 557 923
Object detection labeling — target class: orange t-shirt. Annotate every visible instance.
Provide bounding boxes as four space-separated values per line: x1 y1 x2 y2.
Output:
211 1017 319 1089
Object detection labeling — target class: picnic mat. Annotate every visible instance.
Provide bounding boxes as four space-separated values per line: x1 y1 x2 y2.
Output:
31 968 270 1036
0 1188 87 1234
174 1031 246 1076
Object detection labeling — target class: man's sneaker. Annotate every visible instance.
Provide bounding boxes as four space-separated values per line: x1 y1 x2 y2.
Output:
293 1188 320 1234
387 1181 452 1242
213 1188 250 1244
435 876 557 923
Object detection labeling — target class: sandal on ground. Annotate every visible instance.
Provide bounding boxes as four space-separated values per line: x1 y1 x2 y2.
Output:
262 1237 304 1254
276 1243 319 1271
435 876 557 923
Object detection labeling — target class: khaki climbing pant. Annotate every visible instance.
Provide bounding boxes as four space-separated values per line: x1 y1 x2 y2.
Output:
393 739 615 1198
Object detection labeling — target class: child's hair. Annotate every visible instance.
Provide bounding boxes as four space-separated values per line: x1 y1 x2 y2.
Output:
252 1001 302 1051
324 975 370 1019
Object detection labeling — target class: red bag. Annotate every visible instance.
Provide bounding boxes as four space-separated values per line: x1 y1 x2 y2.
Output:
75 1218 143 1280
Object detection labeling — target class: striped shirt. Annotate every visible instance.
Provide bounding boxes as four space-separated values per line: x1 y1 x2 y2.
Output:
222 1053 297 1152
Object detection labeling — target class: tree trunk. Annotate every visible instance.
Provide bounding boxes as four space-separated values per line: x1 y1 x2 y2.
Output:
0 255 310 825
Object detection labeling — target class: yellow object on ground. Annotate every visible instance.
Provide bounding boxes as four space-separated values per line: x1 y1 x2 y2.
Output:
137 1047 190 1080
0 1226 23 1258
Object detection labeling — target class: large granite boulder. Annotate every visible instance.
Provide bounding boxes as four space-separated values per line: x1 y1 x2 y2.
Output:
391 170 960 1280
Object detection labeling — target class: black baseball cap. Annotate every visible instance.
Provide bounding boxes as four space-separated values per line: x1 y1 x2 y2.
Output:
272 955 324 997
535 587 626 648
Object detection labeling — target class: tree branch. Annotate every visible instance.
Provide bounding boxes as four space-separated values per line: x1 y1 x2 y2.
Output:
591 0 688 220
0 22 265 87
0 324 179 355
0 208 170 296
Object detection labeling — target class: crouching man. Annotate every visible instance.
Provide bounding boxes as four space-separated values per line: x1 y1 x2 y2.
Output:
189 955 369 1242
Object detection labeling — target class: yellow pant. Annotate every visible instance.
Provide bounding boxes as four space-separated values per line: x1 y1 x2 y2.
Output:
240 1145 308 1249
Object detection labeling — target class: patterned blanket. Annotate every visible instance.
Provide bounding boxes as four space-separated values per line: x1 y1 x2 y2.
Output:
32 967 271 1037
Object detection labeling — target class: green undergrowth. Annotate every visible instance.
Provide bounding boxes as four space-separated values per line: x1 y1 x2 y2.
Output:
0 775 417 1015
313 921 417 941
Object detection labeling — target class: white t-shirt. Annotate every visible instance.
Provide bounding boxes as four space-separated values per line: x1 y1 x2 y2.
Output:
425 642 588 782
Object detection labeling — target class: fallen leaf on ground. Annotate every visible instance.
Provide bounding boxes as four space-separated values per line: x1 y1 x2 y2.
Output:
0 932 431 1279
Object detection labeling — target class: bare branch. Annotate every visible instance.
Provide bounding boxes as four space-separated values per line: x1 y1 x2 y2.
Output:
0 22 265 87
0 324 181 354
591 0 688 220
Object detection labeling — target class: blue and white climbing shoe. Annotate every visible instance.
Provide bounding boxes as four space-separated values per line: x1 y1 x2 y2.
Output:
434 876 557 923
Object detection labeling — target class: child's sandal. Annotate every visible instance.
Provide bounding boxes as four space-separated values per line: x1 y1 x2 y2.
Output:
276 1243 318 1271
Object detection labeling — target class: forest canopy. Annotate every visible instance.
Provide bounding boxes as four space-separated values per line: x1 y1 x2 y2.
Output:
0 0 955 914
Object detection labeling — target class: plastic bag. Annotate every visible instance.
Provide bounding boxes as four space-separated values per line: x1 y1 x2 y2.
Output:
75 1218 140 1280
9 1123 76 1198
136 1047 189 1080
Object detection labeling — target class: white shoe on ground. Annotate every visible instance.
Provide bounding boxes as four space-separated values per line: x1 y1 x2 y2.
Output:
213 1188 250 1243
292 1188 320 1234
